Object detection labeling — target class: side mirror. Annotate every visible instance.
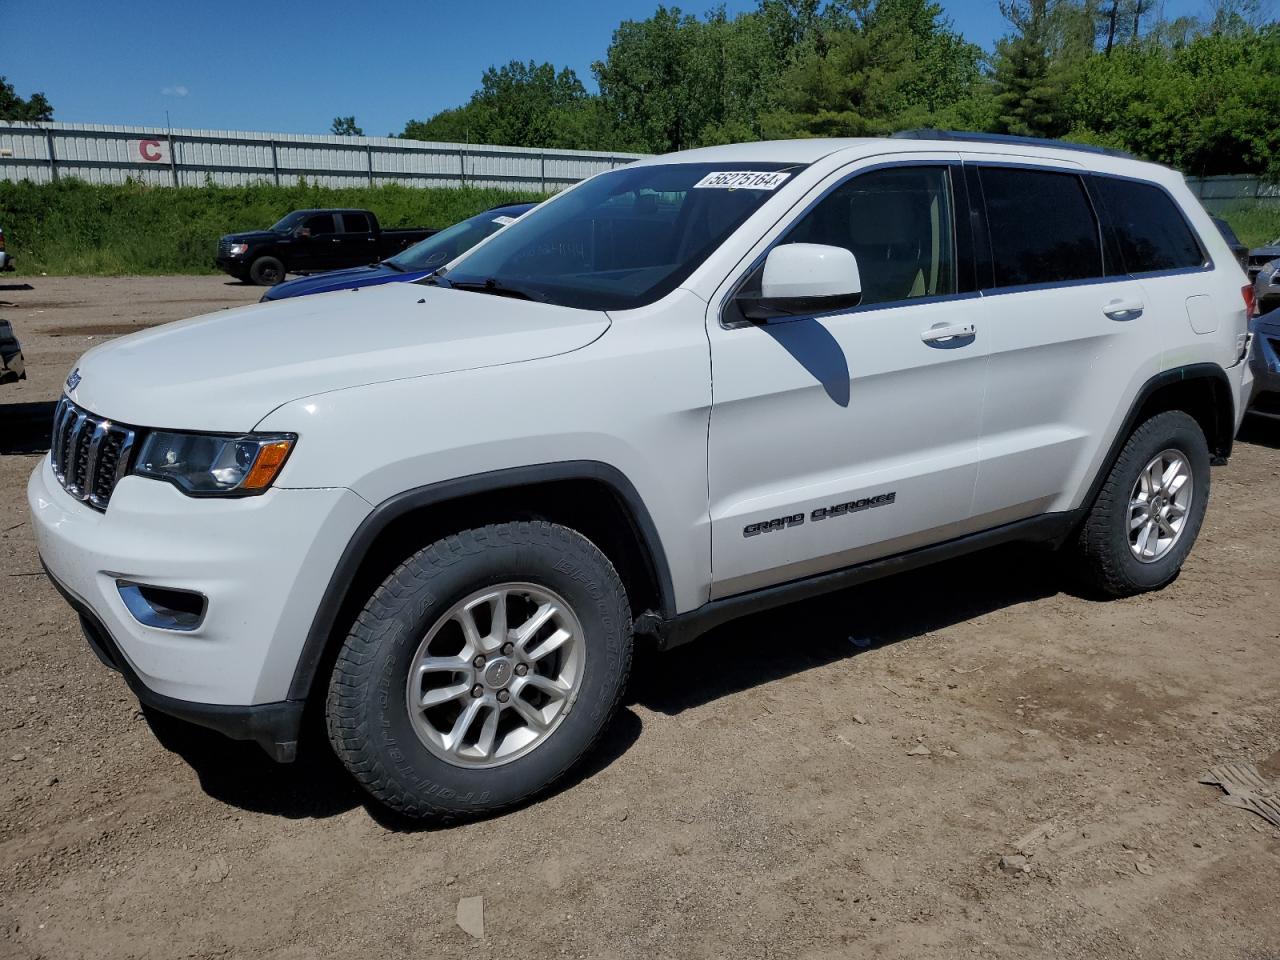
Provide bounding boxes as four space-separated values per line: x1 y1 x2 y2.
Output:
737 243 862 322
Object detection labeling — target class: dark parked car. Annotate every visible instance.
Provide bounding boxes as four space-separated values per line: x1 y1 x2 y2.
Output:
1248 235 1280 279
1255 258 1280 316
1211 216 1248 273
0 225 14 273
216 209 436 286
1248 305 1280 419
260 203 537 303
0 319 26 385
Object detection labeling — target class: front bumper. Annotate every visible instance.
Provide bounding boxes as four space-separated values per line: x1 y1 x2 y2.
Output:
28 457 371 758
215 255 246 275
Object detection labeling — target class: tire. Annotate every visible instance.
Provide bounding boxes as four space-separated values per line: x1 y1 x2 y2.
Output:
326 521 633 820
248 255 285 286
1070 410 1210 597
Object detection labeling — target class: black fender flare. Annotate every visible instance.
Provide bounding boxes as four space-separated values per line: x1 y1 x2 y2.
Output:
1078 361 1235 515
285 460 677 703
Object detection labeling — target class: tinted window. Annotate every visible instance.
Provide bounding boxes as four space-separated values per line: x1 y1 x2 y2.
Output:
980 167 1103 287
303 213 336 236
1093 177 1205 273
342 212 371 233
782 165 957 306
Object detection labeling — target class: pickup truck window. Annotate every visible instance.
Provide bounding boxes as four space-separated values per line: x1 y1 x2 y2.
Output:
442 162 802 310
341 212 372 234
303 213 336 236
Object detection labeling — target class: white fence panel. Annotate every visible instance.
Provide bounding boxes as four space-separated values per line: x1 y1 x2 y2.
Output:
0 121 646 192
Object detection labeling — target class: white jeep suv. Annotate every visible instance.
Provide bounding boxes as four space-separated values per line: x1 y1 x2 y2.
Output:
29 133 1254 818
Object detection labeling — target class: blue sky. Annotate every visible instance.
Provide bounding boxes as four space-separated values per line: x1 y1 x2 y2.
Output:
4 0 1210 137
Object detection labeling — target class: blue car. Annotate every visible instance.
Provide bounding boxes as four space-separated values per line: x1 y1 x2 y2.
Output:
260 202 536 302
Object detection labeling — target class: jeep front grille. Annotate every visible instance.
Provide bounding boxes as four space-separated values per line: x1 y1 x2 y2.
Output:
49 397 137 511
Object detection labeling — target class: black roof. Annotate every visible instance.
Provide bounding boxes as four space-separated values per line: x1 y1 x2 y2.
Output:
890 129 1137 161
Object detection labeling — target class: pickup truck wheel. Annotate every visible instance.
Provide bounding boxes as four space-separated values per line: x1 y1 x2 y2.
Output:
1070 410 1210 597
248 255 285 285
325 521 633 820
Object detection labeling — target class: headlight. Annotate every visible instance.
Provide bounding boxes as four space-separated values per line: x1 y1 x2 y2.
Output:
228 243 249 256
134 432 296 496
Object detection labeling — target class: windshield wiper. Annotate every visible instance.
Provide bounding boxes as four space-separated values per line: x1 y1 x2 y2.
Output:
382 260 406 273
445 277 547 302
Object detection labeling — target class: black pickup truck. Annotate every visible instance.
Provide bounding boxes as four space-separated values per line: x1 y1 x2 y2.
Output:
216 209 436 285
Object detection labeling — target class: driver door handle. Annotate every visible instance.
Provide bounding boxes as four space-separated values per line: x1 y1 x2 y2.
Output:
921 322 976 344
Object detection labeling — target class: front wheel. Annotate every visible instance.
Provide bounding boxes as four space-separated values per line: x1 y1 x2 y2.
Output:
248 255 285 285
326 521 633 820
1069 410 1210 597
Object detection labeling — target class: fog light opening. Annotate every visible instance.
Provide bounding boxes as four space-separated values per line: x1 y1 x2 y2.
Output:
116 581 207 632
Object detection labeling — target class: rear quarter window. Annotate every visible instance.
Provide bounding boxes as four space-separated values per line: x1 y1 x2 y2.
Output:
1091 177 1206 274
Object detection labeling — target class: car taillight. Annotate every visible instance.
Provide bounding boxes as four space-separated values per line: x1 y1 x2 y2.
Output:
1243 283 1257 318
0 230 6 251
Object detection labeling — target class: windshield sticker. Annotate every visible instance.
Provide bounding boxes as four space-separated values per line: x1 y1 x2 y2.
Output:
693 171 792 191
491 215 517 225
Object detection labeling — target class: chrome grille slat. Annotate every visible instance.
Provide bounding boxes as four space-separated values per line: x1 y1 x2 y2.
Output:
47 398 138 512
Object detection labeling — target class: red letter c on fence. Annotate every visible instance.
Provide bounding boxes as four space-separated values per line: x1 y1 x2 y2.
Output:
139 139 163 162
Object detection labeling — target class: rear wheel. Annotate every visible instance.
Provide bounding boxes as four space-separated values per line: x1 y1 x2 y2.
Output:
248 255 285 286
326 521 633 820
1070 410 1210 596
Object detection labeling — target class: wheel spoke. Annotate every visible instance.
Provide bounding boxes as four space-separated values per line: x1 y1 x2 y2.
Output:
455 605 484 651
474 706 500 758
525 627 573 662
1166 472 1189 497
522 672 571 700
421 682 471 708
1157 514 1177 538
513 601 558 648
1160 460 1182 492
1129 506 1150 531
418 656 469 676
488 590 508 648
445 699 484 753
510 694 549 731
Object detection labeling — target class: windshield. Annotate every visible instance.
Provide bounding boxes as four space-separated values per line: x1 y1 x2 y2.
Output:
439 162 802 310
387 206 532 272
269 212 306 235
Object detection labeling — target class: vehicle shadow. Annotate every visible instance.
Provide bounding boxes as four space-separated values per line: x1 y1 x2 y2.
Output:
149 541 1057 826
631 542 1061 717
145 697 644 828
1237 414 1280 450
0 400 56 455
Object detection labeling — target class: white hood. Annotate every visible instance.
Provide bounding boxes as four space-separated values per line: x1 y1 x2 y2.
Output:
66 283 611 432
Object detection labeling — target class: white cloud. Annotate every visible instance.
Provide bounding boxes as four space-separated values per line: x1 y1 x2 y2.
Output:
161 85 189 97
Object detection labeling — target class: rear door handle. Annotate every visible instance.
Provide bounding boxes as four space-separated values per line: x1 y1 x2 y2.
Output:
921 322 976 345
1104 298 1144 320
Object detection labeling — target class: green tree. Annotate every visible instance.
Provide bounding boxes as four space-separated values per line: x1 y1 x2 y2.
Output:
990 0 1092 138
0 75 53 122
400 61 599 149
330 116 364 136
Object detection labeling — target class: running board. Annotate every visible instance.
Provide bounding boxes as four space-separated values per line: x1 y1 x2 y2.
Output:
639 512 1079 651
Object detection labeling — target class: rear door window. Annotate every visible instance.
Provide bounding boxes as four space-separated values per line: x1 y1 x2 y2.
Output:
979 167 1104 288
1091 177 1206 274
341 212 372 234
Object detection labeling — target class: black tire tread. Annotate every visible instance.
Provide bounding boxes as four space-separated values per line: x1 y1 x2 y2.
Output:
325 520 632 820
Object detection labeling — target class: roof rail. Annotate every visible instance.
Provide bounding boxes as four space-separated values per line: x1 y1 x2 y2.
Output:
890 129 1137 161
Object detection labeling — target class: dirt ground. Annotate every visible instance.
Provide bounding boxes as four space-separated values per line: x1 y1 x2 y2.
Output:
2 275 1279 960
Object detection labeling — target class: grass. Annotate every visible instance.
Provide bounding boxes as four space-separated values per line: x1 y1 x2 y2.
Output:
0 179 549 276
1216 202 1280 248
